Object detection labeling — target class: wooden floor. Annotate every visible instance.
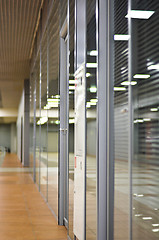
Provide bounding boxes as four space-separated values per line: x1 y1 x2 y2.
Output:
0 153 67 240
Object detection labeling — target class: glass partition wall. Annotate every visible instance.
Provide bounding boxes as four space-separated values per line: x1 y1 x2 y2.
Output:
114 0 129 239
132 1 159 240
86 0 97 239
28 0 159 239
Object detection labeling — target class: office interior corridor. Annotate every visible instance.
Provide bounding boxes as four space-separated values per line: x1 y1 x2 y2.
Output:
0 153 67 240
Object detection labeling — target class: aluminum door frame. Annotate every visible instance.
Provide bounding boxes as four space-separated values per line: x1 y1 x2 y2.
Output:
97 0 114 239
59 10 69 228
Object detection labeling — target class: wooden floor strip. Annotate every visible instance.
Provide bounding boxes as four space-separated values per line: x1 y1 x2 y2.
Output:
0 153 67 240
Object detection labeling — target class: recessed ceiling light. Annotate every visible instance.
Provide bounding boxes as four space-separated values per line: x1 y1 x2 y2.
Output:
90 86 97 93
142 217 152 220
114 87 126 91
152 229 159 232
89 50 98 56
86 63 98 68
148 64 159 70
125 10 155 19
69 80 76 84
86 73 91 77
143 118 151 121
133 74 150 79
121 81 137 86
69 86 75 90
114 34 130 41
150 108 158 112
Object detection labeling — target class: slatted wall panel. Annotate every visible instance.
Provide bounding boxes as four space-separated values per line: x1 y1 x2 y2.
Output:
114 0 129 161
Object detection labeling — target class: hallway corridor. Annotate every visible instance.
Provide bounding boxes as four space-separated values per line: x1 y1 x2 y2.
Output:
0 153 67 240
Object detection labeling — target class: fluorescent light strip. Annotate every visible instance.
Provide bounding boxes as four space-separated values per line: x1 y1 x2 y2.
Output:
125 10 155 19
143 118 151 121
114 87 126 91
89 50 98 56
90 86 97 93
47 98 59 102
69 80 76 84
148 64 159 70
86 73 91 77
69 86 75 90
114 34 130 41
152 224 159 227
133 74 150 79
142 217 152 220
86 63 98 68
121 81 137 86
150 108 158 112
152 229 159 232
90 99 98 103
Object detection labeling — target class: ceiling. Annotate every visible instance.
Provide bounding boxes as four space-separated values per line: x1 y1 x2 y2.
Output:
0 0 42 123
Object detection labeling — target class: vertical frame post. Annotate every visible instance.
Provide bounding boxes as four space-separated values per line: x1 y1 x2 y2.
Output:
97 0 114 239
128 0 132 239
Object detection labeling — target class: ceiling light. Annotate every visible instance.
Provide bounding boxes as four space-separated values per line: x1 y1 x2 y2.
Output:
86 63 98 68
69 86 75 90
37 117 48 125
152 229 159 232
148 64 159 70
125 10 155 19
114 87 126 91
150 108 158 112
133 74 150 79
69 91 73 94
121 81 137 86
143 118 151 121
55 120 60 125
47 98 59 102
90 102 96 106
135 214 142 217
90 86 97 93
86 73 91 77
114 34 130 41
43 105 51 110
69 80 76 84
142 217 152 220
90 99 98 103
69 119 75 124
152 224 159 227
89 50 98 56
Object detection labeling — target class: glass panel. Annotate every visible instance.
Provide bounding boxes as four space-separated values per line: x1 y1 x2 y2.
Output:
40 30 48 199
132 1 159 239
68 0 75 238
47 1 60 217
30 73 34 177
86 1 97 239
114 0 129 239
36 55 40 188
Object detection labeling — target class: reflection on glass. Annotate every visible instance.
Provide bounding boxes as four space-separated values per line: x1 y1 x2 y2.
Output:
132 1 159 240
86 0 97 239
68 0 75 238
29 73 34 176
40 30 48 199
114 0 129 239
47 1 60 217
35 56 40 188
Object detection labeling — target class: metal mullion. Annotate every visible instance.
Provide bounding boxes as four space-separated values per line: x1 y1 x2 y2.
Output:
128 0 132 239
97 0 114 239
